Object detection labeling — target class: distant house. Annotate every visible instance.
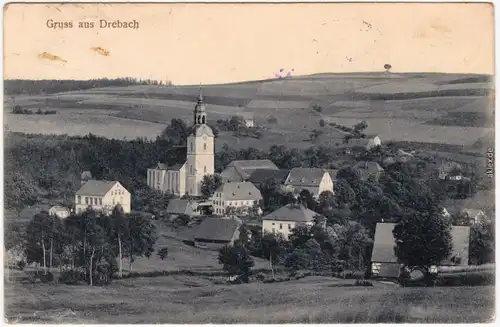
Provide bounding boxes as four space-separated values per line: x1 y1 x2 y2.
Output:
193 217 242 249
239 112 255 128
353 161 384 181
166 199 201 219
438 162 463 180
461 209 487 224
80 171 92 185
395 149 414 163
75 180 131 215
212 182 263 215
220 160 279 183
262 204 320 240
147 162 186 196
49 206 70 219
247 168 290 188
282 168 334 198
371 222 471 278
344 135 382 153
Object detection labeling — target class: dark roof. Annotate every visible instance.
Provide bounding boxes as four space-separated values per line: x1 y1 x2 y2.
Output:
248 169 290 185
371 223 471 265
167 199 190 214
262 204 319 223
194 217 241 241
220 166 246 183
215 182 262 201
156 163 169 170
284 168 329 187
76 180 119 196
221 160 279 182
168 163 185 171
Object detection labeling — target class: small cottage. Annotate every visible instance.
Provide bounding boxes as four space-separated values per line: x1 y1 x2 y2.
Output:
262 204 320 240
49 205 70 219
282 168 334 198
193 217 242 250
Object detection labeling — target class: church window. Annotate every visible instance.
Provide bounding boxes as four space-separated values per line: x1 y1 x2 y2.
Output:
204 166 207 173
190 141 194 152
190 165 193 174
201 116 205 124
203 143 207 150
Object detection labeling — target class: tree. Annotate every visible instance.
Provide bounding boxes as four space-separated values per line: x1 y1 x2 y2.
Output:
218 244 255 282
310 129 323 140
25 211 52 275
4 171 37 217
111 205 129 278
157 247 169 260
384 64 392 73
353 121 368 134
200 174 223 198
393 209 452 285
126 214 156 273
260 232 287 279
284 249 309 276
470 220 495 265
319 119 326 127
298 189 316 210
159 118 188 145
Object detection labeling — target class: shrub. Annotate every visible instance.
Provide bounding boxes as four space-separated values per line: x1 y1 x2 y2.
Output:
255 272 266 281
355 279 373 286
59 270 84 285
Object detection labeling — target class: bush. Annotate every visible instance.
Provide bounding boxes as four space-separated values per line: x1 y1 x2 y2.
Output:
59 270 85 285
355 279 373 286
255 272 266 281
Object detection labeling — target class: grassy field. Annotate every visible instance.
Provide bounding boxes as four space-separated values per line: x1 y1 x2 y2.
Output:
4 274 494 324
4 72 494 152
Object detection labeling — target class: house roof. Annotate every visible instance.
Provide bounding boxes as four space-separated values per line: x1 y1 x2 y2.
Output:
439 161 462 172
220 166 246 183
326 169 339 181
227 160 279 171
248 169 290 185
156 162 169 170
285 168 329 187
76 180 118 196
262 204 320 223
371 222 471 266
347 138 371 147
168 163 185 171
215 182 263 201
194 217 241 241
167 199 196 214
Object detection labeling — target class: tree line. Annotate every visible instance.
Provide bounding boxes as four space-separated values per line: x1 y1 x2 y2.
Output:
5 77 173 95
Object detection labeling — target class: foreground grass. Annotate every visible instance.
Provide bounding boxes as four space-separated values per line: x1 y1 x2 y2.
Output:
4 275 494 324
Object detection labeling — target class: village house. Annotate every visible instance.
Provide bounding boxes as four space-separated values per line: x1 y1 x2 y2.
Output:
282 168 334 198
438 162 463 180
147 92 215 197
239 112 255 128
212 182 263 215
49 205 70 219
343 135 382 154
461 208 487 224
371 222 471 278
166 199 202 219
262 204 320 240
353 161 384 181
75 180 131 215
220 159 279 183
193 216 242 249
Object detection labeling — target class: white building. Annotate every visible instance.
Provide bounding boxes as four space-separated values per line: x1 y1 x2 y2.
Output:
282 168 334 198
212 182 263 216
262 204 320 240
75 180 131 215
147 92 215 197
49 206 70 219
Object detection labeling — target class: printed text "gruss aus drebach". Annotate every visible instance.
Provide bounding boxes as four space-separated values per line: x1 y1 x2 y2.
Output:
46 19 140 30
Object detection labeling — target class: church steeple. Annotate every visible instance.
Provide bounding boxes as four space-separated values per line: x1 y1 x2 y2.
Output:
194 87 206 125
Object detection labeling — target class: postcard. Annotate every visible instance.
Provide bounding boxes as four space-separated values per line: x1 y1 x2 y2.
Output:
2 2 495 324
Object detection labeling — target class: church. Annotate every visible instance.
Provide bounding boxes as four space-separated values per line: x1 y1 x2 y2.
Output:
147 92 215 197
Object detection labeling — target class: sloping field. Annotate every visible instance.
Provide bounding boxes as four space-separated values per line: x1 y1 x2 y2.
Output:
4 275 493 324
4 73 494 149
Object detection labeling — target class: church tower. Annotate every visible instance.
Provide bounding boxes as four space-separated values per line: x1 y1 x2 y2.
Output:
185 89 215 197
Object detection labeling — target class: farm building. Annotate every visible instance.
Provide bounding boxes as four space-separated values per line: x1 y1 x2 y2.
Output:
239 112 255 127
193 216 242 250
282 168 334 198
212 182 263 216
262 204 320 240
345 135 382 152
75 180 131 214
438 161 463 180
166 199 201 219
371 222 471 278
461 208 487 224
49 205 70 219
220 160 279 183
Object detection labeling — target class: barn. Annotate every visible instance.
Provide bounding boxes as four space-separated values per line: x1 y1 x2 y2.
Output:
193 217 242 250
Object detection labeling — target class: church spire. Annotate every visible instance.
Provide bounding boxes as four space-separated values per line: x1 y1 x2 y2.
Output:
194 85 206 125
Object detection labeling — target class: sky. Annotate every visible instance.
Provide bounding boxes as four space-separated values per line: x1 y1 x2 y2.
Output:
3 3 494 85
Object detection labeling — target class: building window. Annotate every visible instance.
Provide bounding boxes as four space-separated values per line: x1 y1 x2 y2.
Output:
190 165 193 174
280 224 283 230
77 196 81 204
272 222 275 226
85 197 89 205
203 143 207 150
99 198 103 205
204 166 207 173
190 141 194 152
288 224 291 229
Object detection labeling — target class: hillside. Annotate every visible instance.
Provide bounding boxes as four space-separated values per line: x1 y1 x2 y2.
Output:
4 72 494 152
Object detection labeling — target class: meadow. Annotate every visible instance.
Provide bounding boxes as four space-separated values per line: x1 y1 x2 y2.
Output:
4 72 494 153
